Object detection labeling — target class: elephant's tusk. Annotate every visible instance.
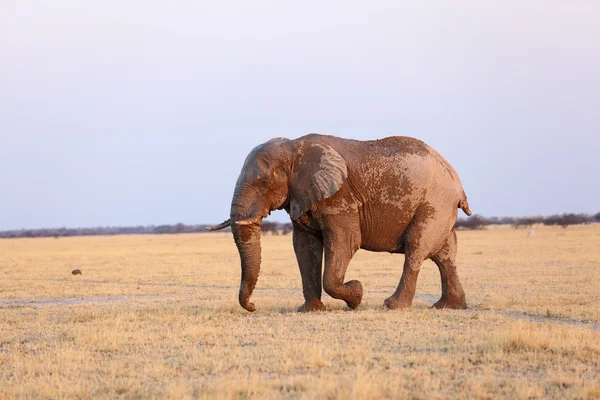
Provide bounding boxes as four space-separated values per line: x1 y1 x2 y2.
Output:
235 216 263 226
205 219 231 231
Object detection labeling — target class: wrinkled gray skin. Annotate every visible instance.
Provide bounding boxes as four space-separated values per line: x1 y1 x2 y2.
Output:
207 134 472 312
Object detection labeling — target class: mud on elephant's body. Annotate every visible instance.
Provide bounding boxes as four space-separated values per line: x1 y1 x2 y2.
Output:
208 134 472 312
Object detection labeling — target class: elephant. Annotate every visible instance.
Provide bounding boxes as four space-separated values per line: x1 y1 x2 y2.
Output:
207 134 472 312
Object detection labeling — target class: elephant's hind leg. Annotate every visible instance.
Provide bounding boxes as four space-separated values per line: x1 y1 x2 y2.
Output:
430 230 467 309
385 209 449 309
384 250 424 309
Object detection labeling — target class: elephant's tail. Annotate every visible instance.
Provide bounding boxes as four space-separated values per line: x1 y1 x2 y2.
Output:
459 191 472 216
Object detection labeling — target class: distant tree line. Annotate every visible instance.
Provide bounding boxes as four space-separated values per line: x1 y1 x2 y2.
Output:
260 221 293 235
455 213 599 230
1 213 598 239
0 221 296 239
0 224 211 239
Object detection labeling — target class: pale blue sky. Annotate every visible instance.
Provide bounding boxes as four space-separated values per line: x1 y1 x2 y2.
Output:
1 1 598 229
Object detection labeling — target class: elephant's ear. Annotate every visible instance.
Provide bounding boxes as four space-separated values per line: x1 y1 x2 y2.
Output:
289 142 348 220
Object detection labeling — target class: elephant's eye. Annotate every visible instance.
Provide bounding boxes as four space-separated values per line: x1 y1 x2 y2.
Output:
257 157 271 170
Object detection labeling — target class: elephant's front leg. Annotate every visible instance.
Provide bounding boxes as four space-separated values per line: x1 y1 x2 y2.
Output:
322 223 363 309
293 227 325 312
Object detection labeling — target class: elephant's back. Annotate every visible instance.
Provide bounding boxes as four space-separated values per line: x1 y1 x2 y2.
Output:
300 133 464 196
299 134 428 154
365 136 463 190
363 136 432 157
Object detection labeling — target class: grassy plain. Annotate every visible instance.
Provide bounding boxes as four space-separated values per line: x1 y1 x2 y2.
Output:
0 225 599 398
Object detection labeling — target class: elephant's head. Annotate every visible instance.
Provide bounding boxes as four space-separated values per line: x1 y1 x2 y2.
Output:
207 136 348 312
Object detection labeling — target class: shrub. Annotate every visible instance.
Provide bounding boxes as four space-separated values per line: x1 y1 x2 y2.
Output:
260 221 279 235
514 216 543 229
281 223 293 235
557 213 590 228
542 214 590 228
455 215 488 230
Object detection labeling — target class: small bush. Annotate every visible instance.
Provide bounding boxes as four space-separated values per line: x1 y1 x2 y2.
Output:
455 215 488 230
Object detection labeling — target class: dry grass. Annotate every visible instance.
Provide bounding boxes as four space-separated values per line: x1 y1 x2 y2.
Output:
0 225 599 398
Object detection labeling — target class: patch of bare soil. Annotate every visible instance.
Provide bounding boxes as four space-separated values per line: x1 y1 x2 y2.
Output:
2 288 597 331
0 294 169 308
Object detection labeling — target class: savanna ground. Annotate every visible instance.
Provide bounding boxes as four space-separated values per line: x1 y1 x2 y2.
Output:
1 225 599 399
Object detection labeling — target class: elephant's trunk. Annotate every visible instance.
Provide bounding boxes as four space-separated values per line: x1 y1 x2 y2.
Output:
232 222 262 312
230 185 266 312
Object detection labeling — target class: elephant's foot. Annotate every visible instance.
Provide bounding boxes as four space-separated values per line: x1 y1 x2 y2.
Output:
343 280 363 310
345 299 361 309
384 294 413 310
432 295 468 310
297 298 326 312
324 280 363 310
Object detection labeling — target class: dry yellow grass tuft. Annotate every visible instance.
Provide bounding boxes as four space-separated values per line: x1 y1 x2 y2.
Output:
0 224 599 398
